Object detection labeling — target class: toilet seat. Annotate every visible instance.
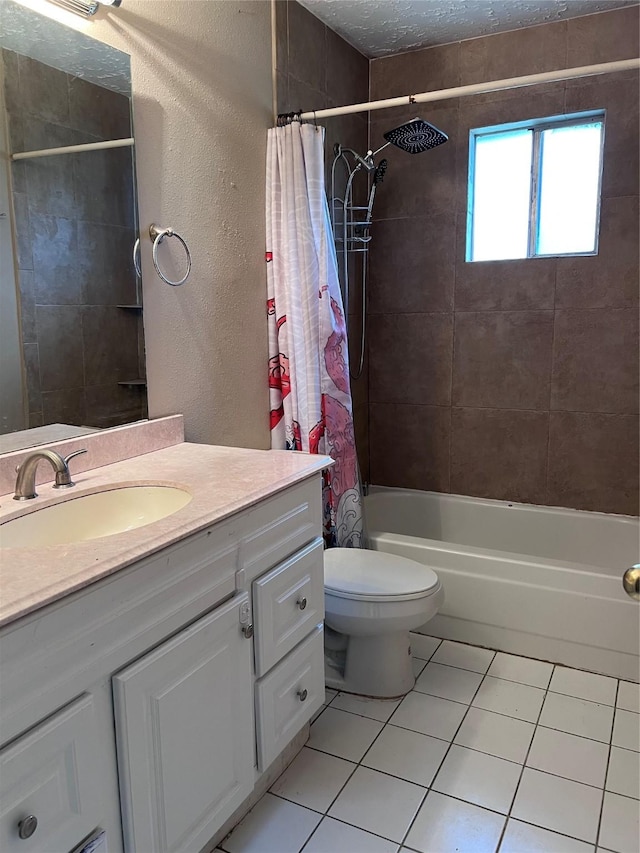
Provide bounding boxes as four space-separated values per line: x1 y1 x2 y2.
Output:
324 548 440 603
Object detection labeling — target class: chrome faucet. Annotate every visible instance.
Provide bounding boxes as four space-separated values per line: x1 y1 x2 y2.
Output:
13 449 87 501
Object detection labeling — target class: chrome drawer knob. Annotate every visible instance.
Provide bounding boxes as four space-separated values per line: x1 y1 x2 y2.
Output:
18 816 38 840
297 688 308 702
297 597 307 610
623 565 640 600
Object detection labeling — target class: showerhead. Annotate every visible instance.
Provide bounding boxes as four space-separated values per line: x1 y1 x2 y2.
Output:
373 159 387 185
383 117 448 153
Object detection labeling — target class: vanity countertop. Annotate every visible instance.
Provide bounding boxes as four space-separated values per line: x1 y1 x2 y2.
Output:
0 443 331 629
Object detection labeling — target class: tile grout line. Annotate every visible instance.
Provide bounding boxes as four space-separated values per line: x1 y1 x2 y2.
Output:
310 661 625 832
296 641 446 851
396 649 498 850
594 678 620 851
304 715 624 795
236 651 634 853
306 666 629 794
494 662 558 853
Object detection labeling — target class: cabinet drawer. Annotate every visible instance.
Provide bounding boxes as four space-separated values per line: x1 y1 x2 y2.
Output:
0 695 103 853
240 478 322 584
253 538 324 676
255 625 324 770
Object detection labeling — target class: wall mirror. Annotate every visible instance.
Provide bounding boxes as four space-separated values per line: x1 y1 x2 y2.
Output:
0 0 147 454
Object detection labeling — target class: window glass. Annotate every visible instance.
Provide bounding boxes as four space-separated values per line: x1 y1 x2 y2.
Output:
467 114 604 262
471 129 533 261
536 121 603 255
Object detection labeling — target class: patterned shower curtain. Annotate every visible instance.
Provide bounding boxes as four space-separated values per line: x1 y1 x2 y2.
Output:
266 122 364 548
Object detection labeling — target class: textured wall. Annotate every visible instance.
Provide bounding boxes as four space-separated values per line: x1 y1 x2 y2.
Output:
53 1 273 448
368 6 639 515
275 0 371 478
2 48 146 429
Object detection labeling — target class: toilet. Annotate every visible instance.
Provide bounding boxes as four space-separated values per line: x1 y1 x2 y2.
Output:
323 548 444 698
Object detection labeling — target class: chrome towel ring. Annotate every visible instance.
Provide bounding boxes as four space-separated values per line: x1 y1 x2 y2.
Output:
133 237 142 278
149 224 191 286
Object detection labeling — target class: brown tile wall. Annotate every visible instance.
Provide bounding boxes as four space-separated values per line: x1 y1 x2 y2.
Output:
2 49 147 430
368 6 639 515
275 1 371 478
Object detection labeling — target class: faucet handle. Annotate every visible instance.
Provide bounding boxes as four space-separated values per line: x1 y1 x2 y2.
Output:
54 448 87 489
63 448 88 466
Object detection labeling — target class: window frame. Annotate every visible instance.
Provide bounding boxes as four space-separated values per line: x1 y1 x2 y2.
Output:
466 110 606 263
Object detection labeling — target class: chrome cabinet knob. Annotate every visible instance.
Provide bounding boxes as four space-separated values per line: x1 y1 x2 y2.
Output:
297 597 307 610
297 688 308 702
623 565 640 600
242 623 254 639
18 815 38 839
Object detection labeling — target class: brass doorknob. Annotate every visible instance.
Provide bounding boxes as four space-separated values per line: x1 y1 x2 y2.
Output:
622 565 640 600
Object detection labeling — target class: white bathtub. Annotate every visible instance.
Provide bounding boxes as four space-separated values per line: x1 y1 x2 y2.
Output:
365 487 640 682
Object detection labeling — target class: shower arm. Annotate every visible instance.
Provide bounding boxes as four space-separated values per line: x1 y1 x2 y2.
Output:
368 141 392 159
338 146 376 173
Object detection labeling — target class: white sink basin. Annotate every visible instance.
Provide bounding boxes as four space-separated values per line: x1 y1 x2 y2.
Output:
0 485 192 548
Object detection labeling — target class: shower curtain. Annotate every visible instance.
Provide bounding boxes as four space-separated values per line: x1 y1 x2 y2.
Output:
266 122 363 548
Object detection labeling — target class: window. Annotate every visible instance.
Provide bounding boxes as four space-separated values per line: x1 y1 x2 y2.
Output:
467 113 605 262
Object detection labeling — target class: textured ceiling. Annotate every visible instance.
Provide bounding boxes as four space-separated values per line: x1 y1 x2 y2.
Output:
0 0 130 94
298 0 638 57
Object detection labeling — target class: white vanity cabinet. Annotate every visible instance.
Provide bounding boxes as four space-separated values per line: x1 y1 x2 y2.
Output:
0 472 326 853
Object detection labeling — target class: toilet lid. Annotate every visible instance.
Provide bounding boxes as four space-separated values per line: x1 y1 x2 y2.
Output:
324 548 440 601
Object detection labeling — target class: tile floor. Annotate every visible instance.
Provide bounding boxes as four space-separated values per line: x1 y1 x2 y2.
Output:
220 639 640 853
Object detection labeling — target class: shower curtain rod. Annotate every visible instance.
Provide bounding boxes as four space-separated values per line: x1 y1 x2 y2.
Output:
11 137 134 161
298 58 639 121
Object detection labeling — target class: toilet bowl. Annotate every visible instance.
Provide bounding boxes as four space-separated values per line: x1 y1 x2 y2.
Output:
323 548 444 698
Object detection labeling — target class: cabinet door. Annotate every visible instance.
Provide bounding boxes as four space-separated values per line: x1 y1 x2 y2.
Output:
113 593 254 853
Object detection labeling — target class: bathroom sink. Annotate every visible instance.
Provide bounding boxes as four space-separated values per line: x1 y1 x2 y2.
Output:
0 485 192 548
